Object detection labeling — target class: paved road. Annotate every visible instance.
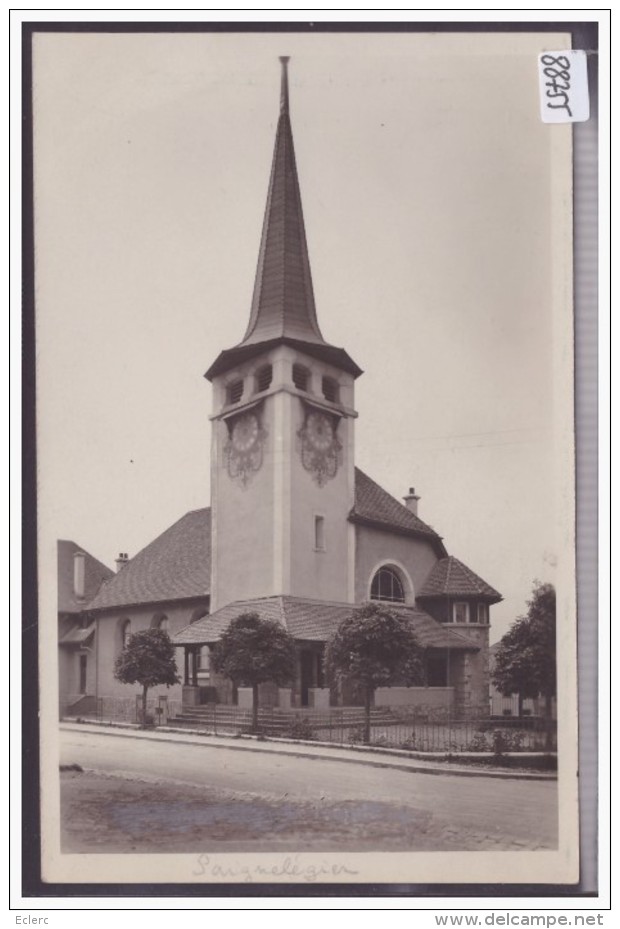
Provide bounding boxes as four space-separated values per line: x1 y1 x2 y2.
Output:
60 729 557 851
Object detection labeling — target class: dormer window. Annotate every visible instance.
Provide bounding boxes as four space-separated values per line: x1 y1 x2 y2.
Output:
226 379 244 405
293 363 310 392
477 603 489 624
322 376 339 403
255 364 273 393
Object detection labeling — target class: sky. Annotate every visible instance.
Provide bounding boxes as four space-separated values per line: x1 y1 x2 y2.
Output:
33 30 574 642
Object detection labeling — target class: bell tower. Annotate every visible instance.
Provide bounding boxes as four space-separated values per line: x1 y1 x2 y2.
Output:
206 58 362 611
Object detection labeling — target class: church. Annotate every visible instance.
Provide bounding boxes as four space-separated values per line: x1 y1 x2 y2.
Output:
59 59 501 721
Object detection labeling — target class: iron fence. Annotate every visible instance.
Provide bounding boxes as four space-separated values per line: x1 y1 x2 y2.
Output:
63 697 556 753
168 704 557 753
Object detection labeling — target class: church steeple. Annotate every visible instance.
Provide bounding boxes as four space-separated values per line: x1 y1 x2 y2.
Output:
241 56 324 347
206 58 361 381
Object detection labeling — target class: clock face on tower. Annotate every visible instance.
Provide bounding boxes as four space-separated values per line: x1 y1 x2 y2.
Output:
298 407 342 486
225 410 266 487
231 412 259 452
305 411 334 451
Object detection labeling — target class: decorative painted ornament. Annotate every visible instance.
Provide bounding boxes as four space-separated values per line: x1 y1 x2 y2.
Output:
224 411 266 487
298 409 342 486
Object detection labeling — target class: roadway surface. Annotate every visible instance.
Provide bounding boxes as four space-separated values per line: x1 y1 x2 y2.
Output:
60 728 558 853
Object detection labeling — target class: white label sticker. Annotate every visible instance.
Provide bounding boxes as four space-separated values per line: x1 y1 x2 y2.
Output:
538 49 590 123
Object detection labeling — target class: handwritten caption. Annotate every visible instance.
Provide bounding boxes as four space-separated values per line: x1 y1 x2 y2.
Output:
193 853 359 883
538 50 589 123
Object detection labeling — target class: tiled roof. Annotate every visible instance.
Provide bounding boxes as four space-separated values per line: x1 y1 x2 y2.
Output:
418 556 502 602
59 623 95 646
57 540 114 614
88 508 211 611
351 469 447 555
83 467 452 612
172 596 478 650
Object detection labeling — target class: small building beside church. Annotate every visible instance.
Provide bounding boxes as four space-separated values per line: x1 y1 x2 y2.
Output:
57 540 114 716
60 59 502 721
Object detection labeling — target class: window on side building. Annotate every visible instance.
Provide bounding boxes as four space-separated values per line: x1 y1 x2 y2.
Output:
120 619 131 650
477 603 489 624
452 601 470 624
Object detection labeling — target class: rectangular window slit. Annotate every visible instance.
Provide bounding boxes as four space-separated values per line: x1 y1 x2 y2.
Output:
314 515 325 550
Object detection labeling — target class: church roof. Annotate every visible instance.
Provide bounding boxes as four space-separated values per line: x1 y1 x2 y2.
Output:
418 556 502 602
172 596 478 650
85 468 452 612
57 540 114 614
87 508 212 611
350 468 447 556
205 59 360 381
242 57 323 348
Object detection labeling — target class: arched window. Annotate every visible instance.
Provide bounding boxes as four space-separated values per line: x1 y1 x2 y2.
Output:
322 376 339 403
157 616 169 633
255 364 273 393
293 363 310 392
370 567 405 603
226 379 243 405
120 619 131 649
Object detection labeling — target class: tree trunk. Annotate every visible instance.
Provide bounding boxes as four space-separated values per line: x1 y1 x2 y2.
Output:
142 684 148 728
517 692 524 718
252 682 259 733
363 687 372 744
544 692 554 751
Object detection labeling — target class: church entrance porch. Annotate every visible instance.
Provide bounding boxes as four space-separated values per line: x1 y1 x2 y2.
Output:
297 645 328 708
176 642 471 715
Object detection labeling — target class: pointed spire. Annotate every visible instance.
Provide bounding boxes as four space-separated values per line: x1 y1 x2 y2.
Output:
279 56 290 114
205 59 362 382
240 57 325 347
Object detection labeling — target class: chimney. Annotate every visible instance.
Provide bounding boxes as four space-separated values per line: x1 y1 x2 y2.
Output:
73 551 86 599
115 552 129 572
403 487 420 516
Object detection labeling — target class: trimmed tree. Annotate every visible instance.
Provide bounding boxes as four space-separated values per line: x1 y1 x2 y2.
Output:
211 613 297 732
492 581 556 747
325 602 425 743
114 628 181 727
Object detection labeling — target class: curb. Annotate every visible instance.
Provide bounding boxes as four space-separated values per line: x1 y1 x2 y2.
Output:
60 722 557 781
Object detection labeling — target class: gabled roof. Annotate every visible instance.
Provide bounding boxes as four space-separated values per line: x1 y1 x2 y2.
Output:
57 540 114 614
172 596 478 650
351 468 447 556
205 59 360 381
418 556 502 603
88 508 212 611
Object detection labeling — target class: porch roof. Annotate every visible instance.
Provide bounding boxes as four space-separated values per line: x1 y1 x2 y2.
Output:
58 622 95 646
172 596 478 650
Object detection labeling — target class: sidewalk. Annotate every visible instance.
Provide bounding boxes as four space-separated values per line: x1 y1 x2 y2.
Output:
60 720 557 781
